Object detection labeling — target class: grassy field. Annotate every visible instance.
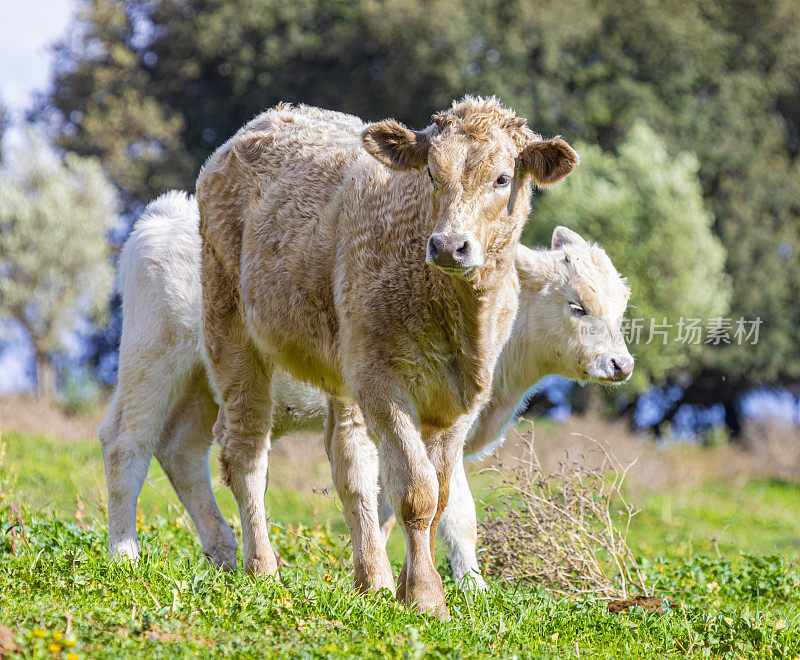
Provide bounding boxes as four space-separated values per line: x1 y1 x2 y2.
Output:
2 424 800 658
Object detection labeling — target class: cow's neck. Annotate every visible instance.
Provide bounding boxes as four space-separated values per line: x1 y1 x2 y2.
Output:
429 249 518 398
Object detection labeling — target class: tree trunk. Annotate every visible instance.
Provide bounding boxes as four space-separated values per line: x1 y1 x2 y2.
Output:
35 354 57 401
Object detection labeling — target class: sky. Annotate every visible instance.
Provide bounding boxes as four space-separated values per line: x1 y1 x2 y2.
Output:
0 0 75 122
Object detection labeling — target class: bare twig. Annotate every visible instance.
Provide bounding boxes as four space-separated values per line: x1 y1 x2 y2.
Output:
479 430 654 599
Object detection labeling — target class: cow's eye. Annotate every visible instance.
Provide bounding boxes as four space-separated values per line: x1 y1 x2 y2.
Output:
569 302 586 316
494 174 511 189
426 166 435 184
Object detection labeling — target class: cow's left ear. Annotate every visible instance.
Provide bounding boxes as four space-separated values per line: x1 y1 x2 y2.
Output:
362 120 432 171
518 138 578 186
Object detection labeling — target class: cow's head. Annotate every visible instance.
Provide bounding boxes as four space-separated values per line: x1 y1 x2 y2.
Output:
362 97 578 280
518 227 634 383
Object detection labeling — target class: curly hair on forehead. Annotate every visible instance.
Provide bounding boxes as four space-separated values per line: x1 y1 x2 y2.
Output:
432 95 537 149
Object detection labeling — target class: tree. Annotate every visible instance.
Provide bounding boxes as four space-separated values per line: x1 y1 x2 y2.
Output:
0 128 120 399
46 0 191 205
524 122 730 395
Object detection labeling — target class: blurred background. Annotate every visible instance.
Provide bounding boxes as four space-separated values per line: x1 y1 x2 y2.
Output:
1 0 800 531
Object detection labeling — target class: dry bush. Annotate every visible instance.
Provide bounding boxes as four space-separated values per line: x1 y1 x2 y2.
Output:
478 429 654 599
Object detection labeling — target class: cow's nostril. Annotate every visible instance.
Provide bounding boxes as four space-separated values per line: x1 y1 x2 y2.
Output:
610 357 633 378
427 237 439 261
454 241 470 261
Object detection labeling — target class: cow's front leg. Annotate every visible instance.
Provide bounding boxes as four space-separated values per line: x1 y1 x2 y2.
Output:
324 399 394 592
369 401 448 620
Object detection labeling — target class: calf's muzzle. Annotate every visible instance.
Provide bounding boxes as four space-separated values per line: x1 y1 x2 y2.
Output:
426 231 484 274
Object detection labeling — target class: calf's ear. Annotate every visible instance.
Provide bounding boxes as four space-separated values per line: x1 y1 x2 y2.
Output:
362 120 431 170
519 138 578 186
551 226 587 250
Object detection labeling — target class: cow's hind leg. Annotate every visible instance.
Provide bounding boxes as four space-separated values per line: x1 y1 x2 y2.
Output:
203 243 277 576
155 372 237 569
378 488 396 547
211 344 276 576
324 400 394 592
99 361 181 559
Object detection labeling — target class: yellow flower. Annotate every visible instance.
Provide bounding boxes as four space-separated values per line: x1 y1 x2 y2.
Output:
48 643 62 653
64 638 77 648
33 628 46 638
67 653 80 660
52 630 63 641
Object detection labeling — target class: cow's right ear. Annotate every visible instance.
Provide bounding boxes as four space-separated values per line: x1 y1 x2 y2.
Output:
362 120 431 170
518 138 578 187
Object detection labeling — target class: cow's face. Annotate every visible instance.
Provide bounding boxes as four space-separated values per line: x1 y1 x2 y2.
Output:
362 97 577 281
520 227 634 384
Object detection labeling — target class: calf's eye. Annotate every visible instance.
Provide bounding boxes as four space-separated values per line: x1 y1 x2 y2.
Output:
569 302 586 316
494 174 511 189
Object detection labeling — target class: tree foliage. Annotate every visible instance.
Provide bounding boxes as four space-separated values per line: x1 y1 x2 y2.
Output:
0 129 120 398
41 0 800 409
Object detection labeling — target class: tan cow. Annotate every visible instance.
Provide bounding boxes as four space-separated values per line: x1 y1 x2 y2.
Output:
99 195 632 605
193 99 576 617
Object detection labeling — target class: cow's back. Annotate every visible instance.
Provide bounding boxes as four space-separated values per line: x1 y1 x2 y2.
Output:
197 105 368 392
197 104 365 282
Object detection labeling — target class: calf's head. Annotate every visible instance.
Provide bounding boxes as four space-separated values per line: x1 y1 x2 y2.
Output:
519 227 634 384
362 97 578 280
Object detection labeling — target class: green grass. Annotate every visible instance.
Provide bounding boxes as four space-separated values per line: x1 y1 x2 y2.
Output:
2 430 800 657
1 430 409 564
630 480 800 557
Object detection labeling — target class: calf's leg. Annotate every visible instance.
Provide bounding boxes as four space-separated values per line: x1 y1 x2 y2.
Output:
211 347 277 576
203 250 277 576
324 400 394 592
154 372 237 569
437 457 487 589
378 489 396 546
367 398 448 619
99 351 188 559
378 455 487 590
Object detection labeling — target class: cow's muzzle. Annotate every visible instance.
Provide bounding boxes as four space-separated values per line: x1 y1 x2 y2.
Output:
426 231 484 276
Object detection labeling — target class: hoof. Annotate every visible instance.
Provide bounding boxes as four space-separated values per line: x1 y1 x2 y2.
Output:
245 553 279 577
204 532 238 571
457 571 488 591
109 538 140 562
354 567 395 593
409 598 450 621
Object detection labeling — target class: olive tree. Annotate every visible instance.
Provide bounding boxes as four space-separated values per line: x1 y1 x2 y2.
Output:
0 129 119 399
